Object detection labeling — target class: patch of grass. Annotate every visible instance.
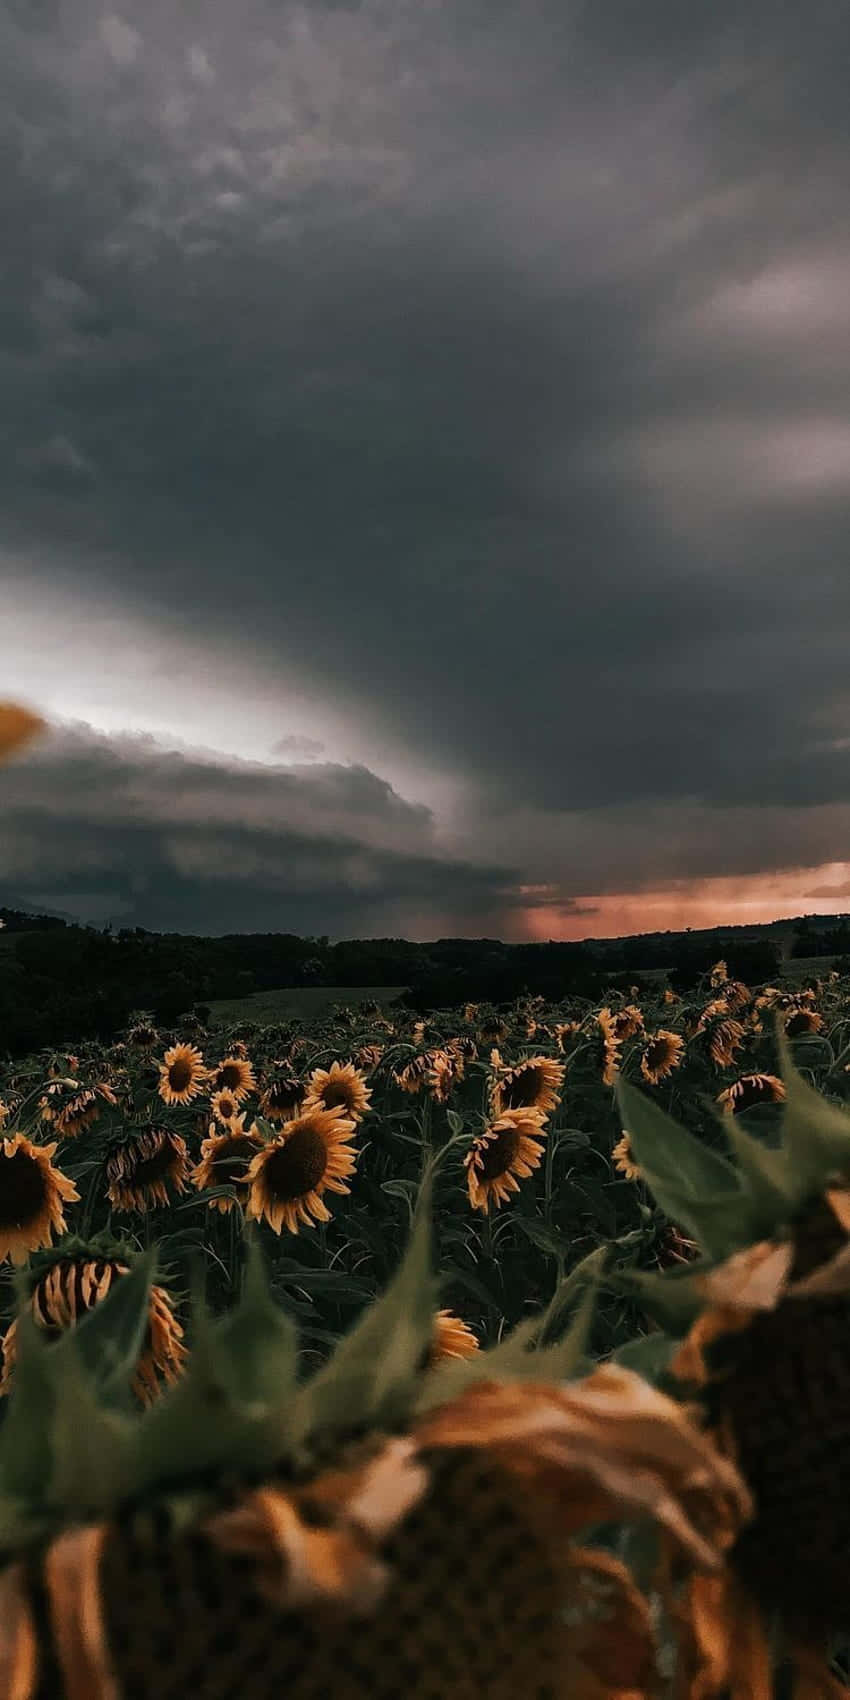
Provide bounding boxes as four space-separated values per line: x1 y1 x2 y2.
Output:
207 985 409 1024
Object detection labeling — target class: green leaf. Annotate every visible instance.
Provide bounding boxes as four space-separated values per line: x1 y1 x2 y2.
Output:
612 1332 677 1384
0 1314 58 1506
720 1114 803 1230
446 1110 465 1137
612 1264 709 1334
615 1078 752 1257
778 1029 850 1192
48 1349 134 1515
293 1173 437 1457
211 1236 298 1412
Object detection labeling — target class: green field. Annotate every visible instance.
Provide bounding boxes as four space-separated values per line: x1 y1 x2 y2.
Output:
207 984 409 1024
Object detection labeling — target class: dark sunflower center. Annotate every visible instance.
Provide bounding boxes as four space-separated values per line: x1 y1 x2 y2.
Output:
786 1011 813 1036
217 1063 243 1091
477 1127 521 1181
733 1076 774 1112
210 1137 260 1189
320 1081 353 1110
263 1127 328 1201
121 1133 181 1186
267 1079 302 1114
501 1067 543 1109
645 1040 670 1069
0 1148 47 1227
167 1058 193 1092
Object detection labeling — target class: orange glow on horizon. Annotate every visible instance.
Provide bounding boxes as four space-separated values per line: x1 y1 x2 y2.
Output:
518 862 850 944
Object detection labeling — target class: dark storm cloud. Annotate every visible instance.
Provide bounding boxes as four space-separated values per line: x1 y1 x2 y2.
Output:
0 723 568 935
3 0 850 911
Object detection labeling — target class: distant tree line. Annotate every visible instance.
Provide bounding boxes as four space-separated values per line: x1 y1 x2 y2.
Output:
0 905 790 1056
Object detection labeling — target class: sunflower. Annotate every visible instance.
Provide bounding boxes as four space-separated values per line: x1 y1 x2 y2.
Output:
0 1136 79 1265
158 1044 208 1107
609 1005 645 1043
210 1088 242 1126
0 1250 186 1405
716 1074 786 1115
425 1050 457 1104
612 1131 642 1182
596 1009 622 1085
0 1101 9 1130
105 1128 191 1212
489 1052 564 1118
245 1105 358 1235
555 1020 581 1052
709 959 729 988
640 1030 685 1085
53 1082 117 1141
0 1339 748 1700
193 1126 263 1214
354 1043 384 1073
709 1019 747 1069
259 1075 305 1124
303 1061 372 1124
127 1021 158 1048
211 1055 257 1103
447 1035 478 1064
477 1016 509 1046
784 1005 824 1037
465 1110 547 1214
393 1055 429 1094
430 1309 480 1365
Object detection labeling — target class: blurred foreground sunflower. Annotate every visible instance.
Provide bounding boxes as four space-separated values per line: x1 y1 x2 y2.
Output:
0 1210 749 1700
245 1105 357 1234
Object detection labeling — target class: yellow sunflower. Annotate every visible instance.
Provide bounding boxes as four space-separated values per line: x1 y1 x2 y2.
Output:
640 1030 685 1085
554 1020 581 1053
303 1061 372 1124
465 1110 547 1214
354 1043 384 1073
0 1254 186 1405
245 1105 358 1235
489 1052 565 1118
709 959 729 988
393 1055 429 1094
0 1136 79 1265
709 1019 747 1070
259 1075 305 1124
430 1309 480 1365
716 1074 786 1115
612 1132 642 1182
784 1005 824 1037
211 1056 256 1103
609 1005 645 1043
193 1126 263 1214
425 1050 457 1104
596 1009 622 1086
105 1129 191 1212
210 1088 242 1126
158 1044 208 1107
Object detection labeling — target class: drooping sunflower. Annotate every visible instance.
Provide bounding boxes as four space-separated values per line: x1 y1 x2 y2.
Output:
259 1075 305 1124
425 1050 458 1104
489 1051 565 1118
709 1018 748 1069
127 1021 158 1048
617 1057 850 1692
716 1073 786 1115
211 1055 257 1103
210 1087 242 1126
158 1044 208 1107
303 1061 372 1124
393 1055 430 1095
784 1005 824 1037
477 1015 509 1047
245 1105 358 1235
709 959 729 988
105 1128 191 1213
612 1131 642 1182
465 1110 547 1214
0 1244 186 1405
193 1126 263 1214
430 1309 480 1365
447 1034 478 1065
610 1004 645 1043
54 1082 117 1140
0 1239 749 1700
0 1135 79 1265
354 1043 384 1073
640 1030 685 1085
596 1008 622 1086
554 1020 582 1053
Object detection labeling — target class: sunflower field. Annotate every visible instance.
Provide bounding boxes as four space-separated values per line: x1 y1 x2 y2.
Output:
7 707 850 1696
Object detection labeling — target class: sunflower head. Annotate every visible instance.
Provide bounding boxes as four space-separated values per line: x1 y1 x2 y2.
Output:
193 1127 263 1214
393 1055 429 1094
612 1131 642 1182
211 1055 257 1102
0 1135 79 1265
210 1087 242 1126
784 1004 824 1037
158 1044 208 1107
640 1030 685 1085
430 1309 480 1365
105 1128 191 1213
303 1061 372 1124
259 1075 305 1124
490 1053 564 1118
595 1008 622 1085
609 1005 645 1043
245 1105 358 1235
127 1020 158 1048
464 1110 547 1214
716 1073 786 1115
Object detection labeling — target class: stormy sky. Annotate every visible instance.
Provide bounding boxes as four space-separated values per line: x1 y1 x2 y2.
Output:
4 0 850 939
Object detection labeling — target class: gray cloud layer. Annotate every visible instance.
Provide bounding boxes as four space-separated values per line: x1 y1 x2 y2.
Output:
4 0 850 931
